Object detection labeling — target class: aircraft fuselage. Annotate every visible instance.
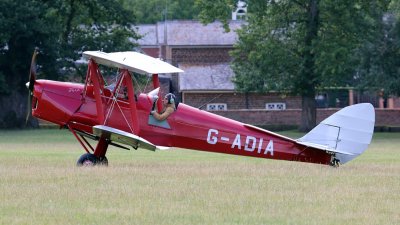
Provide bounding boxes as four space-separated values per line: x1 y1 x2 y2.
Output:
31 79 332 165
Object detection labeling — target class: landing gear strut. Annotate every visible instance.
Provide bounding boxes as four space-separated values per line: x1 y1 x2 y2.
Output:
327 151 341 167
330 156 341 167
72 131 110 166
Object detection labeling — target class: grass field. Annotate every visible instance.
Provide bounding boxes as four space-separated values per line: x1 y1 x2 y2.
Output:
0 129 399 225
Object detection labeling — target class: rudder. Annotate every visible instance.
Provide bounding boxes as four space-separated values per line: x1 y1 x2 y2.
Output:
296 103 375 164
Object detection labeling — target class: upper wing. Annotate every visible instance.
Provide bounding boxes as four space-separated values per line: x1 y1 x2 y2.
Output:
83 51 184 74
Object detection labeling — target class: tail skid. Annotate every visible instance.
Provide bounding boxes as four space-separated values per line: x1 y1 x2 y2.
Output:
296 103 375 165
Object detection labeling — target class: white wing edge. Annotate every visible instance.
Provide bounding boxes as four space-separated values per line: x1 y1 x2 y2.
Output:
83 51 184 74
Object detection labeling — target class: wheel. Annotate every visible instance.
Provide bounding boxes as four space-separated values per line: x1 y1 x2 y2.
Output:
77 153 98 166
77 153 109 166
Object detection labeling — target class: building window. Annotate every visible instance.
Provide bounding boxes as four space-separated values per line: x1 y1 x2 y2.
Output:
266 103 286 110
232 0 247 20
207 103 227 111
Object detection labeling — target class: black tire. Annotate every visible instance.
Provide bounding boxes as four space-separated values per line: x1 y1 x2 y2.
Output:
77 153 98 166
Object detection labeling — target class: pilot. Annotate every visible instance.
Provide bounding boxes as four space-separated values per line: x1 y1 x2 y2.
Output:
150 93 177 121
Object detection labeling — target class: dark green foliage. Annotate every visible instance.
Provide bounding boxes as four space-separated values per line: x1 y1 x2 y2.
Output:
231 1 391 94
355 2 400 96
0 0 140 128
124 0 201 24
0 0 139 89
0 0 57 93
196 0 236 31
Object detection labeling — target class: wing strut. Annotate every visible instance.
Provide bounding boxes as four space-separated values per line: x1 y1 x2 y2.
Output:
81 59 141 135
102 69 140 135
124 70 140 134
82 59 106 124
152 74 162 113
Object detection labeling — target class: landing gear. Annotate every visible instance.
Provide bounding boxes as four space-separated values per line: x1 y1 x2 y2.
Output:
72 132 110 167
330 157 341 168
97 156 108 166
77 153 108 166
327 151 341 167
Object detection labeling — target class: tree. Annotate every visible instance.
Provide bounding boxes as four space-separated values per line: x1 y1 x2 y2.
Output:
123 0 200 24
355 1 400 97
196 0 391 131
0 0 140 128
47 0 140 78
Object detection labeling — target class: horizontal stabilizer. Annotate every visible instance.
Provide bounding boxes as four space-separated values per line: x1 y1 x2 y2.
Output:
93 125 156 151
296 103 375 164
295 141 356 155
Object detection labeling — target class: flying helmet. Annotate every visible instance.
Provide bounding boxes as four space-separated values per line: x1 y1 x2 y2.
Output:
164 93 176 104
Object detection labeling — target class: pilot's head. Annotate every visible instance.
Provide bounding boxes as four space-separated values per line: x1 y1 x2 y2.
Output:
163 93 176 106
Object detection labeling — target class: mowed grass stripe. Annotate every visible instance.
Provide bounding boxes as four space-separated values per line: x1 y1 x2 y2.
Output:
0 129 399 224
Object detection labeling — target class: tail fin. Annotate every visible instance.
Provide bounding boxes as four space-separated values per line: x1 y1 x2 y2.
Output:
296 103 375 164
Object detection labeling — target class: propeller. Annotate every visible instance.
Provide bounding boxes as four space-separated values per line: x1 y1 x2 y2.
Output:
25 48 39 125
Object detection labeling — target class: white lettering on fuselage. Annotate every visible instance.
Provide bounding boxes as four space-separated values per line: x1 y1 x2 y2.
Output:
206 129 274 156
207 129 218 144
68 88 80 93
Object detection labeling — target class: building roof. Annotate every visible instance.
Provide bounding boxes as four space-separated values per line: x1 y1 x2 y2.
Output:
136 24 159 46
179 63 235 91
136 20 243 92
137 20 244 46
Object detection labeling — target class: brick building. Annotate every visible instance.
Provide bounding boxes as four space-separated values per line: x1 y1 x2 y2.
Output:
137 20 301 112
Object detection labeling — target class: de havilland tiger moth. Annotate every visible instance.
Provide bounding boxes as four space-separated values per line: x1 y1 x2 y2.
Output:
25 49 375 167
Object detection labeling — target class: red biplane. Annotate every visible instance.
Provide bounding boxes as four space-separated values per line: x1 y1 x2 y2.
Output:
26 49 375 167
